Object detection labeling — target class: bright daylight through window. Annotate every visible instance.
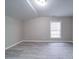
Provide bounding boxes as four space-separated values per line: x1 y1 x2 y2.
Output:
50 22 61 38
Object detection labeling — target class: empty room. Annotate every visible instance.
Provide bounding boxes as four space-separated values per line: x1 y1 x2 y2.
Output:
5 0 73 59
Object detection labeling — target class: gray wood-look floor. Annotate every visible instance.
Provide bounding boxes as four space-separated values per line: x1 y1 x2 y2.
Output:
5 42 73 59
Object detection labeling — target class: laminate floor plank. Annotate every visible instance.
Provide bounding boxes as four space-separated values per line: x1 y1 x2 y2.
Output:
5 42 73 59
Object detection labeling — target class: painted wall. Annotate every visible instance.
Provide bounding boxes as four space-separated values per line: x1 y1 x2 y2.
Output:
5 16 23 48
24 16 73 42
5 16 73 49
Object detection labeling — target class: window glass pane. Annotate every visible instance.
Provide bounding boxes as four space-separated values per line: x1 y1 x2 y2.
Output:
50 22 61 38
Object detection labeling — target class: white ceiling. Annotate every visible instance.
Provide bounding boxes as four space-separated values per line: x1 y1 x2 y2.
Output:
5 0 73 20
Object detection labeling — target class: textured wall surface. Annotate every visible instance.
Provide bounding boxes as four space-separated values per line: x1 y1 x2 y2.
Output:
24 16 73 42
5 16 23 48
5 16 73 48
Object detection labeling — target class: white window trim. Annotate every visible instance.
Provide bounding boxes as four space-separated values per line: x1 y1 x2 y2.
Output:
50 21 61 38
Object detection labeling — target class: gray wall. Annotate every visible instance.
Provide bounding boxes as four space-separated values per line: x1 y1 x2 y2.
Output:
5 16 23 48
5 16 73 48
24 16 73 42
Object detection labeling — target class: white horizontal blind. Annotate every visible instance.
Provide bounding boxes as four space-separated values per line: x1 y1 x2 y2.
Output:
50 22 61 38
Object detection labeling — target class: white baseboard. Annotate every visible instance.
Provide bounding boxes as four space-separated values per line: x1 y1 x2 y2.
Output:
5 40 73 50
22 40 73 43
5 40 23 50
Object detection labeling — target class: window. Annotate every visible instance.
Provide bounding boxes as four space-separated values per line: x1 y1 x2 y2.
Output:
50 21 61 38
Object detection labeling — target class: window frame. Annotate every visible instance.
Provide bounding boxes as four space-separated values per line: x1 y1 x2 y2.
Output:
50 21 62 39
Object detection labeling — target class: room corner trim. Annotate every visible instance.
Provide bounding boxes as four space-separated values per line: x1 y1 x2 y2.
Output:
5 40 23 50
